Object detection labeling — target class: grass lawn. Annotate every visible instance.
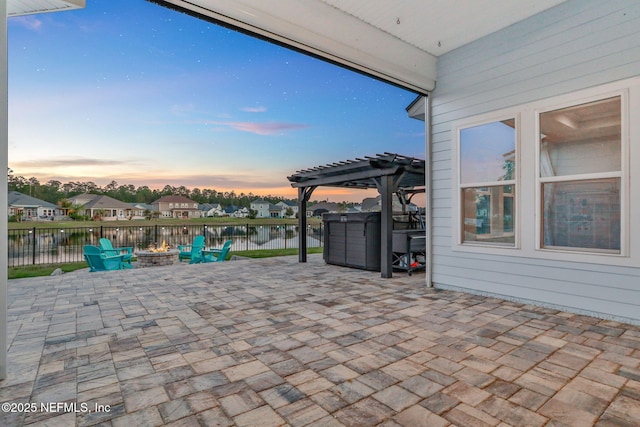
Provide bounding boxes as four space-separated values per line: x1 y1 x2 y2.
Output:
8 261 89 279
8 247 323 279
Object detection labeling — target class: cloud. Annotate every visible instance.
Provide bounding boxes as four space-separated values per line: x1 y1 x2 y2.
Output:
241 106 267 113
138 173 287 190
215 121 309 135
10 16 43 31
10 157 134 168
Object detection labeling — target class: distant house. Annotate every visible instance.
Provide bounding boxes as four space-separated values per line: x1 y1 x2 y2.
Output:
250 198 270 218
307 202 339 217
67 193 95 207
152 195 201 219
252 199 298 218
343 205 363 214
8 191 60 220
269 204 282 218
200 203 224 217
230 206 250 218
275 200 298 218
68 193 133 220
223 204 240 217
361 195 407 213
130 203 156 219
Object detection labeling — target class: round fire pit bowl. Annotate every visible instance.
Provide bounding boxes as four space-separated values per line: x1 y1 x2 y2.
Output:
135 249 180 268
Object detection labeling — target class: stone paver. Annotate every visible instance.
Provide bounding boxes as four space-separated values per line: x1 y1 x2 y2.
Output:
1 254 640 426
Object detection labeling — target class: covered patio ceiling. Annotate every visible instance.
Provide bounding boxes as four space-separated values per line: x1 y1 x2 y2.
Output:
150 0 567 94
7 0 85 16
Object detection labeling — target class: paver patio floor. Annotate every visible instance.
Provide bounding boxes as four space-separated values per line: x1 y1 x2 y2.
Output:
1 254 639 426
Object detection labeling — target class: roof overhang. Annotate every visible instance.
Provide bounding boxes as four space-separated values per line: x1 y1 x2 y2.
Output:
149 0 567 95
7 0 85 17
406 96 427 122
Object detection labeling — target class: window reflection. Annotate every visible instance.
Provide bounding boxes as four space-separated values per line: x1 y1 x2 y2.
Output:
542 179 620 251
460 119 516 184
463 186 515 244
459 117 517 246
539 96 621 253
540 97 620 177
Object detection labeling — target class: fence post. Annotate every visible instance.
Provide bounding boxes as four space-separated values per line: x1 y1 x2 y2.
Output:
154 224 158 244
246 224 249 251
100 225 104 239
203 225 207 246
32 227 36 265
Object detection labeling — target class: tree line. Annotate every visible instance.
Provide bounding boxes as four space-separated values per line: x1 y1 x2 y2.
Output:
8 170 296 208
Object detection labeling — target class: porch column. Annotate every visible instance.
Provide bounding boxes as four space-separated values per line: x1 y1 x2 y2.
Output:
1 0 8 379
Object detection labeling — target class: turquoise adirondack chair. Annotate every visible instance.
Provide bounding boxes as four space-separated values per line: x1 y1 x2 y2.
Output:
99 238 133 268
178 235 206 264
202 240 232 263
84 245 127 272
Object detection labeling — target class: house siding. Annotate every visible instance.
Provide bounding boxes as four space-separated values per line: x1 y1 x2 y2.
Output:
430 0 640 323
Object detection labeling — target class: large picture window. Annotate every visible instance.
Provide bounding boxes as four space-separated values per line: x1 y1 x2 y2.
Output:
539 96 622 253
459 118 516 245
453 81 633 264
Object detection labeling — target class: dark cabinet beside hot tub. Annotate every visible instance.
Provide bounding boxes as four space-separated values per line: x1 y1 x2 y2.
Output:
323 212 381 271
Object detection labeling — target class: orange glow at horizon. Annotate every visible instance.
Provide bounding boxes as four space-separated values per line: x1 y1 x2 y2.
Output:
14 171 379 203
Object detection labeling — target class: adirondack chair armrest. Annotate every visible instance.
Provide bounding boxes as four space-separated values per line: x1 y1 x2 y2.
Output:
202 241 231 263
100 253 125 261
112 246 133 254
206 247 224 256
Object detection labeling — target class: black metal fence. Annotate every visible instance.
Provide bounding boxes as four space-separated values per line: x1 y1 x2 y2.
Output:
8 222 324 267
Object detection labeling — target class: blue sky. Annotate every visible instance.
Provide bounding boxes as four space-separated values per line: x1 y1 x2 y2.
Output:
8 0 424 202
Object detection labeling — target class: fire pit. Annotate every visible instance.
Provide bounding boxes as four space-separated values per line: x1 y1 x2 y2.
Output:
136 241 179 267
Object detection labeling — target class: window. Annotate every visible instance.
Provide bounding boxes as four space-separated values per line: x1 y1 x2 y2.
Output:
458 118 517 246
452 80 634 264
538 96 622 253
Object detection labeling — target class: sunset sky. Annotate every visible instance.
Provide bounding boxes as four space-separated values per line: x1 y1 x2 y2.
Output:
8 0 424 202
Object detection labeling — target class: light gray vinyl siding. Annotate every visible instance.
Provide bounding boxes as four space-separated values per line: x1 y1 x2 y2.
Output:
430 0 640 324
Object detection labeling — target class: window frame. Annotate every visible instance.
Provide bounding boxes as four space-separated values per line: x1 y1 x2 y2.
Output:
534 90 629 256
453 111 521 250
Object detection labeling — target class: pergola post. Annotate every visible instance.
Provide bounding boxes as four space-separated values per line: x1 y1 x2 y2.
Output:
379 175 394 278
297 186 316 262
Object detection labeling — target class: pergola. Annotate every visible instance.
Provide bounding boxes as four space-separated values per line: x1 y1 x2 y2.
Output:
287 152 426 278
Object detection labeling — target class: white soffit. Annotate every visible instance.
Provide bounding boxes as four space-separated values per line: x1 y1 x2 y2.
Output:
320 0 567 57
8 0 85 17
155 0 566 94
